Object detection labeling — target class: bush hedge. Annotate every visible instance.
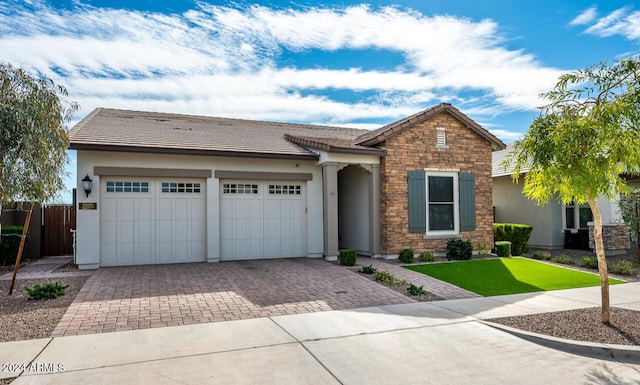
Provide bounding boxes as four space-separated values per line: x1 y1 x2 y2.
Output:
419 252 435 262
446 239 473 260
398 248 414 264
495 241 511 257
338 248 357 266
1 225 26 266
494 223 533 256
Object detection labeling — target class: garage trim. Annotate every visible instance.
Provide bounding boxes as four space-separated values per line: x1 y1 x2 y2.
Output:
214 170 312 180
95 166 212 178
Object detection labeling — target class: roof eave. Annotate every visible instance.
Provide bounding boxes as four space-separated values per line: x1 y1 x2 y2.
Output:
283 134 385 156
69 143 320 161
327 147 386 156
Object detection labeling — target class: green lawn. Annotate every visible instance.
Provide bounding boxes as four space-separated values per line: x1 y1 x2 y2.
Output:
403 257 625 296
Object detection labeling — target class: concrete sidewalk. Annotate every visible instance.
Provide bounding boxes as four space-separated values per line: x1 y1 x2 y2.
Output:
2 282 640 384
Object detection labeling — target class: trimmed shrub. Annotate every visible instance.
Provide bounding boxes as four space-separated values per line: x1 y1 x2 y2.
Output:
495 241 511 258
476 242 490 257
419 252 435 262
358 264 377 274
531 250 551 260
609 260 637 276
407 283 426 296
374 270 406 286
0 225 26 266
580 256 599 269
494 223 533 256
550 255 575 265
24 282 69 300
446 239 473 260
338 248 357 266
399 248 414 264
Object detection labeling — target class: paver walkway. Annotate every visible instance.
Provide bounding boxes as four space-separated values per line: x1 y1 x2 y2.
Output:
0 256 94 281
357 256 481 299
52 258 415 337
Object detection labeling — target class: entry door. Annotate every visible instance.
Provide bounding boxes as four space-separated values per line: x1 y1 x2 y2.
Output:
220 181 306 260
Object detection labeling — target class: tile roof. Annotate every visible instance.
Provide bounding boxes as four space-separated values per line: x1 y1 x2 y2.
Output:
69 104 504 159
69 108 368 160
283 134 386 156
355 103 506 151
492 142 528 177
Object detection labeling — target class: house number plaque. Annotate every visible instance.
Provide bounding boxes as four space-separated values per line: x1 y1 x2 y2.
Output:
79 202 97 210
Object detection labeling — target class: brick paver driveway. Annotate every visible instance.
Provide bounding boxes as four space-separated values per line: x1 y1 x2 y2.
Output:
52 258 413 337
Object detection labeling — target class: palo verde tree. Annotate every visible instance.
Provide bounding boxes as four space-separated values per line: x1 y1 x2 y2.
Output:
504 56 640 324
1 62 78 204
1 62 78 293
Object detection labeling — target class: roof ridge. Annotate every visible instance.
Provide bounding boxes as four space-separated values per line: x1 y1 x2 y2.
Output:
98 108 368 134
354 103 505 151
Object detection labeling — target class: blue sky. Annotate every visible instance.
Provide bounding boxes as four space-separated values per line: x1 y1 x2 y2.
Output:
2 0 640 202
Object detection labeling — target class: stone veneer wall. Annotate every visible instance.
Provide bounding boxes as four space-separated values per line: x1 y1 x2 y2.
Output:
379 111 494 255
588 223 631 255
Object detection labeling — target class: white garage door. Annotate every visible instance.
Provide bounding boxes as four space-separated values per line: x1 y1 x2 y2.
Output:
220 180 306 261
100 178 206 266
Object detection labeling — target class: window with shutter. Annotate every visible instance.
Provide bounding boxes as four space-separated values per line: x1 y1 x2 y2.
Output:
408 171 426 233
408 171 476 235
459 173 476 231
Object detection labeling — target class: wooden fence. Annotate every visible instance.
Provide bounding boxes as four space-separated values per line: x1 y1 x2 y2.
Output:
43 205 76 256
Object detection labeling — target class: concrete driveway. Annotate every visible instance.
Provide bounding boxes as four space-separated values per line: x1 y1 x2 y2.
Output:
52 258 414 337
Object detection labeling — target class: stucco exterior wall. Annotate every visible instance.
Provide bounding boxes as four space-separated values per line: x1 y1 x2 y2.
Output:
379 111 494 255
493 176 625 249
75 150 323 269
338 165 370 253
493 175 564 249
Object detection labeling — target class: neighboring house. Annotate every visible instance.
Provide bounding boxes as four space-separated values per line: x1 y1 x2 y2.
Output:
70 103 505 269
492 143 628 251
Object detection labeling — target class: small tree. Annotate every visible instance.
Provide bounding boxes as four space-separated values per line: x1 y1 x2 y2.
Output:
504 56 640 324
618 190 640 262
0 62 78 293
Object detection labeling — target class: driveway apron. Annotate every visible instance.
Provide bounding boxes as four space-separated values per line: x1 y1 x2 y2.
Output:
52 258 414 337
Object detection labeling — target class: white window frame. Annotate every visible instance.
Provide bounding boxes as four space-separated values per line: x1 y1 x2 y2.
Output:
562 201 593 230
425 171 459 236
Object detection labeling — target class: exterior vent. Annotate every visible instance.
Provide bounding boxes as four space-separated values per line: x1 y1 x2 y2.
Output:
436 127 448 148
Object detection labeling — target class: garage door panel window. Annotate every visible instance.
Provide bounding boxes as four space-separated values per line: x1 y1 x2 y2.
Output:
106 181 150 193
268 184 301 195
162 182 202 193
222 183 258 194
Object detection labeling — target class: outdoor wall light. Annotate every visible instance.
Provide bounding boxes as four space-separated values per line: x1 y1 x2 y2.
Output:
82 174 93 197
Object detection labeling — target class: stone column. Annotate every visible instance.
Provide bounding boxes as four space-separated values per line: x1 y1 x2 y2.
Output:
322 162 339 261
368 164 381 258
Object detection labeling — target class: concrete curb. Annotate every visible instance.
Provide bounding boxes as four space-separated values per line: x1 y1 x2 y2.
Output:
481 321 640 363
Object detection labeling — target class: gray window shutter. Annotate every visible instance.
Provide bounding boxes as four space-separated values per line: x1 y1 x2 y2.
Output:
408 171 426 233
459 172 476 231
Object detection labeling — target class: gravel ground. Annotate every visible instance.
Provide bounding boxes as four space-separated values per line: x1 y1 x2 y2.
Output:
0 276 88 342
489 307 640 346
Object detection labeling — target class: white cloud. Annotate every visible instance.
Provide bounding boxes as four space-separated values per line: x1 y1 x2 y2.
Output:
582 7 640 40
0 1 563 129
569 6 598 26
